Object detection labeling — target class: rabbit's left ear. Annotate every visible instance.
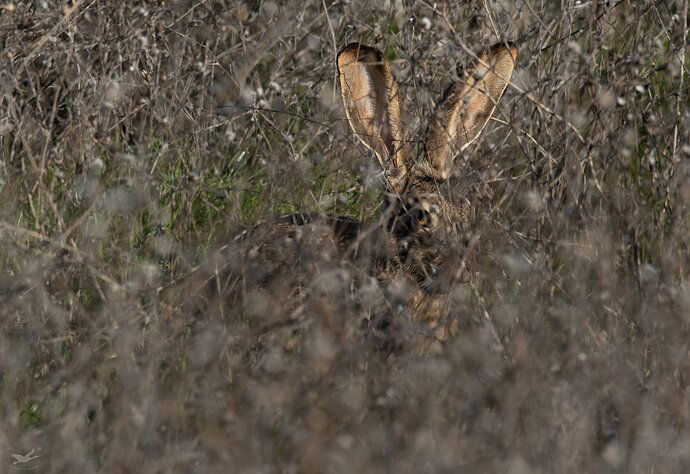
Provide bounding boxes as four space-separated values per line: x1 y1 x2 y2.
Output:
338 43 408 191
423 43 518 179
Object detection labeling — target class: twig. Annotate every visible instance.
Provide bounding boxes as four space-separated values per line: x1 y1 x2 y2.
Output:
672 0 688 160
321 0 339 105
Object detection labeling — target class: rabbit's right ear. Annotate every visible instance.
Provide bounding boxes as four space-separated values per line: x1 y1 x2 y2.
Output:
338 43 408 192
423 43 518 180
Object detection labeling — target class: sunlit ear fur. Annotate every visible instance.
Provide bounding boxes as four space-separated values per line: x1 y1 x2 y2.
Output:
423 43 518 180
337 43 408 192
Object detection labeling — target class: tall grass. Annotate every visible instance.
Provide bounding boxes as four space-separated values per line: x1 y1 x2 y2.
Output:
1 0 689 472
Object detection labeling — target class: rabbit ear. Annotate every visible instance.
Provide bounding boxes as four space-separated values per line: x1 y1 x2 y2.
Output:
423 43 518 179
338 43 408 191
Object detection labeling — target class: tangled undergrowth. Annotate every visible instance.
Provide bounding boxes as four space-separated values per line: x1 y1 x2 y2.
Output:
1 1 689 472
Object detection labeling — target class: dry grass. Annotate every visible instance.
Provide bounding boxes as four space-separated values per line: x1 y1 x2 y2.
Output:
1 0 689 472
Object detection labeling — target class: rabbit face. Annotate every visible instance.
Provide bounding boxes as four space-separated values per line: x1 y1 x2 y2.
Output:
383 178 471 287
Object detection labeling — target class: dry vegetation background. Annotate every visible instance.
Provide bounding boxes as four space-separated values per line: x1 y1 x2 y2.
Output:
1 0 689 472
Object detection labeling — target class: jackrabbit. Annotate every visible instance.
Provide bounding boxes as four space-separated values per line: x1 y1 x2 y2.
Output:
172 41 518 352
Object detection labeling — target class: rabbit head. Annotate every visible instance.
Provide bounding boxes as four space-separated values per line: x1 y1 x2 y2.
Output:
337 42 519 286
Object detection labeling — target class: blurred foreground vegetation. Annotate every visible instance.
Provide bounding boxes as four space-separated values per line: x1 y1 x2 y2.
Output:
1 1 689 472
